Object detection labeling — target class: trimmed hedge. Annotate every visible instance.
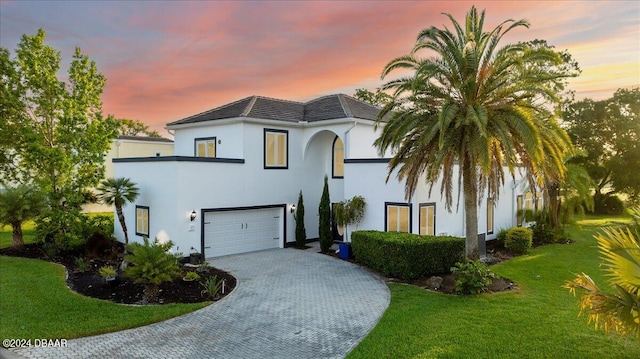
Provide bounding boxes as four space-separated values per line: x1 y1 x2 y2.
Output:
505 227 532 254
351 230 464 279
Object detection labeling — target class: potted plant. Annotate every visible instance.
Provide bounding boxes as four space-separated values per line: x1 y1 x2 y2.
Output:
99 265 117 282
334 196 366 259
183 271 200 282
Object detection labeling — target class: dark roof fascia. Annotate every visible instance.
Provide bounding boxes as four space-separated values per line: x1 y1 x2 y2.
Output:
113 156 244 164
116 135 174 143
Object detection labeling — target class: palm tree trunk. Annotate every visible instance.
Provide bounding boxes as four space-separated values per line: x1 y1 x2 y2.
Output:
11 222 24 248
462 160 479 259
116 205 129 245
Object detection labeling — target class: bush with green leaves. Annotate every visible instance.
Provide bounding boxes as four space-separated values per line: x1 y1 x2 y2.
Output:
183 271 200 281
35 209 88 254
496 228 509 248
123 237 181 302
201 275 223 300
98 265 116 279
451 260 494 295
351 230 464 279
505 227 533 254
74 257 90 272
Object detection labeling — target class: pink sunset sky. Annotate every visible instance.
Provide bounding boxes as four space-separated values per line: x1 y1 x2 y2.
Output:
1 0 638 135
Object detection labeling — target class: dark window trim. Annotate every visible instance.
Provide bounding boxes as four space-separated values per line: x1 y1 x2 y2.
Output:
332 135 344 179
135 205 149 237
487 198 494 235
384 202 412 232
263 128 289 169
194 136 217 158
344 158 391 164
200 204 286 258
419 202 436 236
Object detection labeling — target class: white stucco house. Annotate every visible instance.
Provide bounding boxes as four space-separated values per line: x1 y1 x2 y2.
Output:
113 94 535 258
82 135 174 213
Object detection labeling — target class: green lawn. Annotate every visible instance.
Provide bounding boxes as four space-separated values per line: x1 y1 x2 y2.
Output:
0 220 208 341
0 222 36 248
0 256 208 341
348 216 640 359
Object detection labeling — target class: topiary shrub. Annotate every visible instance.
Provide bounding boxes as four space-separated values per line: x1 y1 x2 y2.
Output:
505 227 533 254
451 260 494 295
351 230 464 279
318 175 332 253
294 190 306 248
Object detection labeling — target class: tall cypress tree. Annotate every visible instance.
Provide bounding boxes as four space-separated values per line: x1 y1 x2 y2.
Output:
318 175 332 253
295 190 306 248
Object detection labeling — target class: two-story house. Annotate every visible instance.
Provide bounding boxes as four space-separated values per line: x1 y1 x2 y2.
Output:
113 94 532 258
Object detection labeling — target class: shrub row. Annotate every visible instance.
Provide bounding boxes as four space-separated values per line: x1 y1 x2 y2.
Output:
351 230 464 279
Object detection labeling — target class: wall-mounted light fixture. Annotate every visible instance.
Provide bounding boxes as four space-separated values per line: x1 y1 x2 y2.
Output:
190 210 197 221
290 204 297 214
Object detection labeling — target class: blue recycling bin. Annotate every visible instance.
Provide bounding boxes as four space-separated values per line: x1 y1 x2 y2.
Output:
338 242 352 260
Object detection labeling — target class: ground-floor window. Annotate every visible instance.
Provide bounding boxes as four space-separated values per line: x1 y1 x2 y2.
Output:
419 203 435 236
386 202 411 233
516 195 523 226
136 206 149 236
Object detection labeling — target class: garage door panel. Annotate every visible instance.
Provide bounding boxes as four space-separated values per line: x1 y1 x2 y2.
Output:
204 207 282 258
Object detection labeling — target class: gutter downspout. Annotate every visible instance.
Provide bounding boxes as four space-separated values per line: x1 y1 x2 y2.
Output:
343 121 357 242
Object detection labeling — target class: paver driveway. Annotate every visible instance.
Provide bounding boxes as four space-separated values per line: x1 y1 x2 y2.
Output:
9 248 390 359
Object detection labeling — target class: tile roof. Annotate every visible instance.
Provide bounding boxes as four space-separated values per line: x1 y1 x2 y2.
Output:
166 94 383 126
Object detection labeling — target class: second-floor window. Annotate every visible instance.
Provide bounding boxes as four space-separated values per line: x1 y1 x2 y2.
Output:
333 136 344 178
195 137 216 158
264 129 288 168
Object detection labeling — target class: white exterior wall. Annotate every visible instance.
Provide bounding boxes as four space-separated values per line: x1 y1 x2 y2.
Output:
344 161 529 242
114 161 179 251
173 121 244 158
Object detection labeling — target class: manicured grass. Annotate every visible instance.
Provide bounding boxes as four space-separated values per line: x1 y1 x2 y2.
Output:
0 256 208 341
0 222 36 249
348 216 640 359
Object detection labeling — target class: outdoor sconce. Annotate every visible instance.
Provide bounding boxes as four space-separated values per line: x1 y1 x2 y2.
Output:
290 205 297 214
190 210 197 221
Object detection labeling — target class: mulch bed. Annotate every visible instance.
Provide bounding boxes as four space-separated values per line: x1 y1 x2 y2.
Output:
0 243 236 305
317 241 518 295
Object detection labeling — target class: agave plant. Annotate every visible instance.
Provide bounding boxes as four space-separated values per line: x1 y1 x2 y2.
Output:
564 206 640 339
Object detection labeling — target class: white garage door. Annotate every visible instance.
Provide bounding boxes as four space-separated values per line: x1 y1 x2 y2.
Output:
203 207 282 258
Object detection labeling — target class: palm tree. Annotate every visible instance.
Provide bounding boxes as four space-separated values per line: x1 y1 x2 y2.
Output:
374 6 575 258
97 177 139 245
0 184 47 248
564 206 640 339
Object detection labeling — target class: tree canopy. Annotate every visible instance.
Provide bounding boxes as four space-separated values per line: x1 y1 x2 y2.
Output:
117 118 161 137
0 28 119 208
374 6 577 257
353 88 393 108
564 88 640 204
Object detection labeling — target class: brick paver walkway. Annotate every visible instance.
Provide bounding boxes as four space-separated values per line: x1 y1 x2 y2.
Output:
8 248 389 359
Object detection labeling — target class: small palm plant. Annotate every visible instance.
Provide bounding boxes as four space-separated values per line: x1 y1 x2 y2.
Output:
564 206 640 339
0 185 47 248
97 177 139 245
124 237 181 303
